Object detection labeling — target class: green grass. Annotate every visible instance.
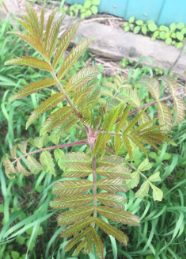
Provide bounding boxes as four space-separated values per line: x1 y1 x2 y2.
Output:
0 18 186 259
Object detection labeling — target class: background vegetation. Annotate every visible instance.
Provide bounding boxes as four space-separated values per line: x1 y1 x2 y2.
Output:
0 16 186 259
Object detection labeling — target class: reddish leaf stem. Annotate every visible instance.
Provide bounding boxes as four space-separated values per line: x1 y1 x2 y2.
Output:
11 140 88 165
92 155 97 218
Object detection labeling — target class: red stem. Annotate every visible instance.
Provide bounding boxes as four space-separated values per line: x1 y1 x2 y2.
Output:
11 140 88 165
92 156 97 218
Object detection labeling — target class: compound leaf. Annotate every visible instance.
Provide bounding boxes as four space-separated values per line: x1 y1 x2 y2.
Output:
96 165 131 179
5 57 52 71
40 106 73 135
173 96 185 126
61 217 94 238
97 178 129 193
52 180 93 196
57 206 94 225
139 77 161 100
96 193 127 210
26 93 65 128
157 102 172 132
9 79 56 100
91 228 104 259
50 194 94 209
66 67 99 93
95 218 128 245
52 23 79 69
97 206 140 226
40 150 55 175
57 39 94 80
135 180 150 198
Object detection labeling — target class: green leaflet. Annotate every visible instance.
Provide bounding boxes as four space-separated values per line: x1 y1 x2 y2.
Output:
91 228 104 259
66 67 99 93
126 171 140 189
26 2 40 34
115 134 122 156
27 155 43 174
78 85 101 110
54 149 64 162
62 164 93 178
40 106 73 135
73 78 99 105
44 8 57 49
18 141 27 154
122 134 133 161
161 75 178 95
138 158 152 171
57 39 94 80
5 56 52 71
139 77 161 100
26 93 65 129
96 165 131 179
61 217 94 238
149 171 161 182
95 218 128 245
7 32 49 60
157 102 172 132
123 110 146 135
50 194 94 209
9 79 56 100
52 180 93 196
40 6 44 38
173 96 185 126
97 155 124 166
40 151 56 176
135 180 150 199
129 135 148 158
96 178 129 193
64 227 92 252
52 23 79 69
96 206 140 226
57 206 94 225
59 152 92 167
48 15 65 58
96 193 127 210
119 88 141 107
115 104 132 133
104 105 120 132
149 183 163 201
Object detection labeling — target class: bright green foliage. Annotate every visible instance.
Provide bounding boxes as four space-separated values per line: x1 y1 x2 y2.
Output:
69 0 100 19
3 4 186 259
124 17 186 48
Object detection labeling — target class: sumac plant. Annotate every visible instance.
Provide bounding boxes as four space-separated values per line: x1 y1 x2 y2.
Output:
3 3 186 258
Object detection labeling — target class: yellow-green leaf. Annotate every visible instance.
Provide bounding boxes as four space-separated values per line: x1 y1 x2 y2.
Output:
104 106 120 132
139 77 161 100
5 57 52 71
44 8 57 49
66 66 99 93
161 75 178 95
138 112 152 128
149 171 161 182
7 32 49 60
122 134 133 160
121 88 141 107
138 158 152 171
18 141 27 154
52 180 93 196
115 134 122 156
135 180 150 198
73 78 98 105
97 155 124 166
173 96 185 126
52 23 79 69
61 217 94 238
129 135 148 157
96 165 131 179
59 152 91 167
40 106 73 135
26 93 65 129
91 228 104 259
115 104 132 133
57 38 94 80
64 227 92 251
9 79 56 100
95 218 128 245
17 161 31 176
97 178 129 193
26 2 40 34
27 155 43 174
63 164 93 178
96 193 127 210
48 15 65 58
40 6 45 38
97 206 140 226
125 171 140 189
157 102 172 132
57 206 94 226
149 183 163 201
40 150 55 175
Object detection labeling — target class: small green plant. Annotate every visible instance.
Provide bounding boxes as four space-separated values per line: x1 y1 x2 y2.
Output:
69 0 100 19
119 58 134 68
3 4 186 259
124 17 186 48
154 66 164 76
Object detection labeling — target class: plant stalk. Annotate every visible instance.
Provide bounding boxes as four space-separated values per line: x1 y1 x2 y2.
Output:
10 140 88 165
92 155 97 218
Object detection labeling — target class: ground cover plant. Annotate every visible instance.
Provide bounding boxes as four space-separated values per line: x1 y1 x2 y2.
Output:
1 3 186 259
